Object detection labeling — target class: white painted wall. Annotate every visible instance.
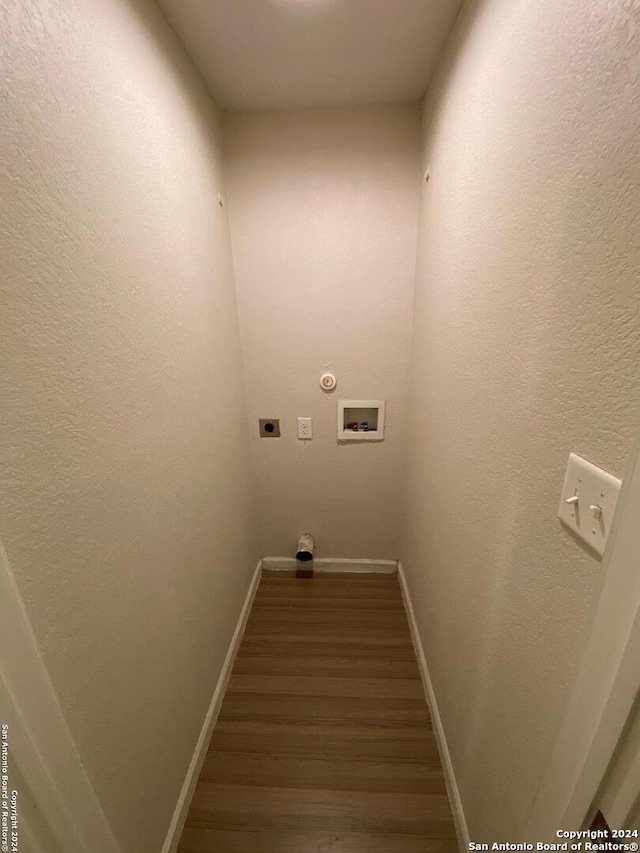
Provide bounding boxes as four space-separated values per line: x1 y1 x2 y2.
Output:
223 104 421 558
0 1 257 852
401 0 640 840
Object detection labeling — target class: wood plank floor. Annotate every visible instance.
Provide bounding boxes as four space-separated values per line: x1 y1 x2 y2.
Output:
177 571 458 853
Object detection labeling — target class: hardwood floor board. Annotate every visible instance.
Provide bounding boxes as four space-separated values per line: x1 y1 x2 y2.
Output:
233 654 421 679
178 827 459 853
246 608 410 629
199 752 447 794
258 579 402 593
227 674 423 700
257 579 403 593
243 622 413 641
218 692 430 727
209 723 442 760
251 586 403 604
253 593 405 610
237 638 417 660
261 572 400 593
260 571 399 582
186 783 456 836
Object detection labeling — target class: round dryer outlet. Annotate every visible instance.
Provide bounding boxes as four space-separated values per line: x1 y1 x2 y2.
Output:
320 373 337 392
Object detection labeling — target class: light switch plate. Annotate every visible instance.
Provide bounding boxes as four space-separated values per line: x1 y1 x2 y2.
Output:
558 453 621 557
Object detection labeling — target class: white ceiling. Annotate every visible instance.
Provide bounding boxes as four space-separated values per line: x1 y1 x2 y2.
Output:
157 0 463 111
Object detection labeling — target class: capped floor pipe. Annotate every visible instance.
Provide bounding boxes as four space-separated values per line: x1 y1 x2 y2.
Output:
295 533 315 562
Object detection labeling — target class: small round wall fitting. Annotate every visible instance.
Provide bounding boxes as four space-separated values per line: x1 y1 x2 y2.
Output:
319 372 337 392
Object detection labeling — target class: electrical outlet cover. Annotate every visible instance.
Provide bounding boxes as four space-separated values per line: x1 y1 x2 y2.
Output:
297 417 312 440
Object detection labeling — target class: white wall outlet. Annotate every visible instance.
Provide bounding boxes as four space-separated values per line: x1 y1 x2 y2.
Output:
297 417 312 440
558 452 622 557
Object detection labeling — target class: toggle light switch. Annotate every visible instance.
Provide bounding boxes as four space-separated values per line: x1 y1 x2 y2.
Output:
558 453 622 557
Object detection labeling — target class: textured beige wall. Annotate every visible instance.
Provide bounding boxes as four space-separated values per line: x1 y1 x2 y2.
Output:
401 0 640 840
0 1 256 852
223 105 421 559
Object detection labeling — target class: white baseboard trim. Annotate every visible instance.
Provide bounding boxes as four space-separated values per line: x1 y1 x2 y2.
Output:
161 558 263 853
397 561 470 852
261 557 398 574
